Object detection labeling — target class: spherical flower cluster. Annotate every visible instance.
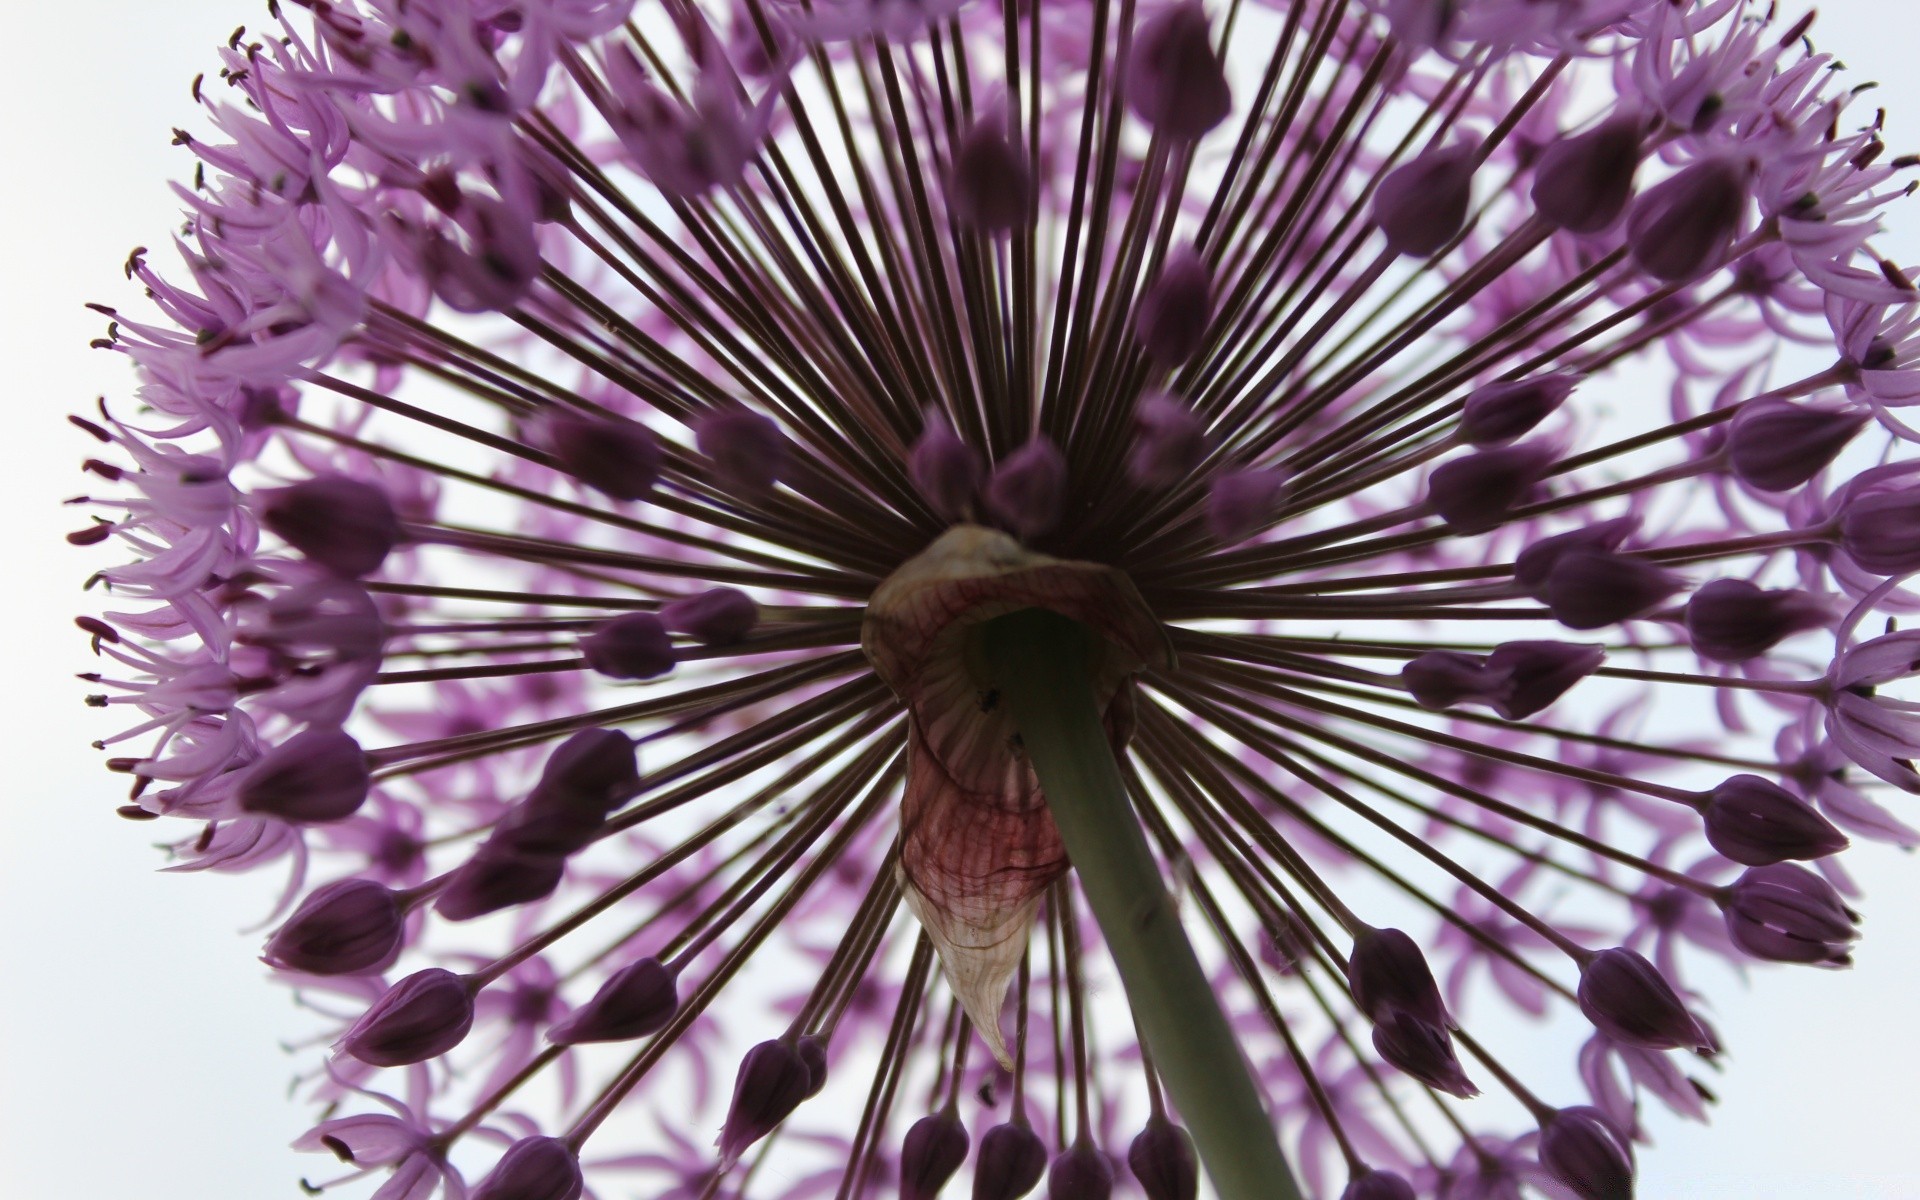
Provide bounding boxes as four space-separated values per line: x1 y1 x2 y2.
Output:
71 0 1920 1196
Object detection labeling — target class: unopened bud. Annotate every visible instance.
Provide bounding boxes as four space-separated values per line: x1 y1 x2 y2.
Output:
1514 517 1638 599
1371 1008 1478 1097
259 475 402 579
1459 374 1577 446
339 968 476 1066
1727 399 1867 491
900 1110 970 1200
472 1136 583 1200
581 613 675 680
530 728 639 815
1684 578 1833 662
238 728 371 823
1538 1107 1635 1200
1577 947 1712 1051
1425 441 1554 534
1127 1116 1198 1200
1125 1 1231 142
264 878 403 976
1839 486 1920 576
985 437 1068 540
1135 249 1212 366
972 1121 1048 1200
1541 550 1686 630
909 413 983 519
949 114 1032 234
547 414 663 501
1347 927 1447 1027
1374 144 1475 258
1531 112 1643 234
718 1038 816 1167
548 957 680 1044
1702 774 1848 865
1047 1141 1114 1200
660 587 758 646
1342 1168 1418 1200
1720 862 1860 967
1207 468 1287 544
695 409 789 496
1128 394 1207 488
1626 157 1749 282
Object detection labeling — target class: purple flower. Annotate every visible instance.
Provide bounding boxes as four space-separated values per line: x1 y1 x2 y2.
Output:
72 2 1920 1198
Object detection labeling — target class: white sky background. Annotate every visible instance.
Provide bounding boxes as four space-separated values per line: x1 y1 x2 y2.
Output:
3 2 1919 1197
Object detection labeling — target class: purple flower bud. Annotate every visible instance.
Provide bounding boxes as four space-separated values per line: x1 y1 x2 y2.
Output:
1486 639 1606 719
339 968 476 1066
238 728 371 823
660 587 759 646
435 844 569 921
1128 394 1207 488
985 436 1068 540
1402 651 1498 712
1425 441 1555 534
1538 1107 1635 1200
1514 516 1639 599
900 1110 970 1200
718 1038 816 1166
1577 947 1711 1051
1720 862 1860 967
796 1032 829 1096
696 409 789 496
472 1136 583 1200
1135 249 1212 366
259 475 402 579
1541 550 1686 629
1625 157 1749 282
1727 399 1868 492
1702 774 1848 866
1374 144 1475 258
548 957 679 1044
423 194 543 314
949 115 1032 234
1459 374 1577 446
909 413 983 519
1346 927 1448 1027
1839 486 1920 575
264 878 404 976
1530 113 1643 234
1207 468 1287 544
581 613 675 679
1127 1117 1197 1200
1047 1141 1113 1200
1380 0 1454 49
547 414 663 501
1342 1169 1417 1200
972 1121 1048 1200
1684 578 1833 662
528 728 639 821
1370 1009 1478 1097
1124 1 1231 143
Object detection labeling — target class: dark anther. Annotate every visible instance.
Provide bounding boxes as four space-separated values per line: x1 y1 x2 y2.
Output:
117 806 159 822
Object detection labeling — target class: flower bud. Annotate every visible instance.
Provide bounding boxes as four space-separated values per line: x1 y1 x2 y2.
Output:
796 1032 830 1096
1541 550 1686 630
1401 651 1498 712
435 844 569 921
472 1136 583 1200
1486 640 1606 719
696 409 789 496
259 475 402 579
581 613 675 680
1839 486 1920 575
1720 862 1860 966
718 1038 816 1167
1346 927 1447 1027
972 1121 1048 1200
1047 1141 1114 1200
1514 517 1639 599
1425 441 1554 534
339 968 476 1066
909 413 983 519
1374 144 1475 258
264 878 404 976
1459 374 1577 446
1727 399 1867 491
1577 947 1711 1051
1702 774 1848 866
1538 1107 1635 1200
1135 249 1212 366
548 957 679 1044
900 1110 970 1200
660 587 759 645
547 414 663 502
1125 1 1231 143
1207 468 1287 544
1684 579 1833 662
238 728 371 823
1530 113 1642 234
1625 157 1749 282
1128 394 1207 488
1127 1116 1198 1200
949 114 1032 234
1370 1008 1478 1097
1342 1169 1417 1200
530 728 640 816
985 436 1068 540
1381 0 1454 48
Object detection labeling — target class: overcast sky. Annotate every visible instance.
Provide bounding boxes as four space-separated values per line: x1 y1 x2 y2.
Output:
3 3 1918 1197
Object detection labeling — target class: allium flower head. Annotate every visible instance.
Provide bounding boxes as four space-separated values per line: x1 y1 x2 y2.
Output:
73 0 1920 1195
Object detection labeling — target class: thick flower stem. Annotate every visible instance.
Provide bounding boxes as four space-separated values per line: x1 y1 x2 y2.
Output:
978 607 1304 1200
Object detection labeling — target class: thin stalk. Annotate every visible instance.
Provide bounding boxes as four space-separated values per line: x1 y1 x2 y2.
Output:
977 608 1303 1200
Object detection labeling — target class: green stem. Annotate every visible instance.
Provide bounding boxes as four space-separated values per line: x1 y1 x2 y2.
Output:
978 608 1304 1200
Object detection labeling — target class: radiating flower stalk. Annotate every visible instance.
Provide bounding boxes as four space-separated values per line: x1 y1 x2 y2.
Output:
71 0 1920 1195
